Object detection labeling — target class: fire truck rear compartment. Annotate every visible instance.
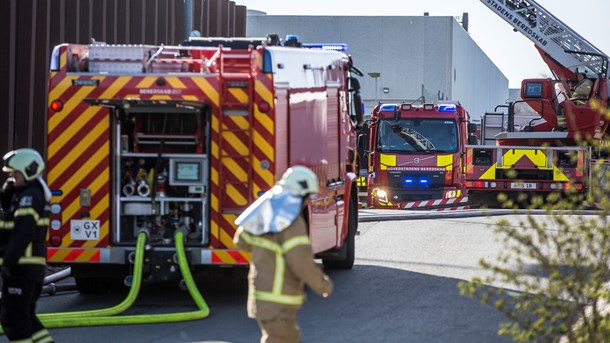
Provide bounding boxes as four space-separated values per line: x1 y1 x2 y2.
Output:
111 101 211 247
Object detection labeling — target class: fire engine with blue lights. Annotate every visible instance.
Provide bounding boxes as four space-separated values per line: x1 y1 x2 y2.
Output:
45 35 363 293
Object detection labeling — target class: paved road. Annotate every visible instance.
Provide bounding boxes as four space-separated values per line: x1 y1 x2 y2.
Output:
34 214 524 343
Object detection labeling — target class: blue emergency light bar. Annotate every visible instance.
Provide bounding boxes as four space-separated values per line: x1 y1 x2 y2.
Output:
438 104 457 112
404 177 429 185
379 104 397 112
302 43 348 51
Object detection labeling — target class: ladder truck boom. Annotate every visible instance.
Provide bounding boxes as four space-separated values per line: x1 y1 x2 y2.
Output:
480 0 608 77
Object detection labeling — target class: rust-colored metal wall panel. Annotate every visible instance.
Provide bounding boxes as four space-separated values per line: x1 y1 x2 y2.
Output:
234 5 247 37
1 0 247 172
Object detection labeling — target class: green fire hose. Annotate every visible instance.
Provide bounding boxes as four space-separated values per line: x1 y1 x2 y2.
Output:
39 231 149 320
1 229 209 333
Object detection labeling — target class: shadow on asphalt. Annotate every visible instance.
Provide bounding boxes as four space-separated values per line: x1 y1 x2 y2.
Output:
40 264 520 343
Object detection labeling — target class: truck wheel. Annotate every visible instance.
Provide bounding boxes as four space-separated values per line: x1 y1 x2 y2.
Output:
322 196 357 269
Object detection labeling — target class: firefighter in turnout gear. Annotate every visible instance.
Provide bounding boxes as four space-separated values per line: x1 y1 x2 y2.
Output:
0 148 54 343
234 166 333 343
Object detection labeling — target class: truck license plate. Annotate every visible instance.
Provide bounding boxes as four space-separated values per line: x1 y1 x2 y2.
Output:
510 182 536 189
70 219 101 240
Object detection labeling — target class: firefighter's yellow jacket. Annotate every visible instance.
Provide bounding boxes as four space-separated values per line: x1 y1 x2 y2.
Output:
234 214 333 320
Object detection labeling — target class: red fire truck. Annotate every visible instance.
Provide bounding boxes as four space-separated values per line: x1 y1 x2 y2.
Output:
466 0 609 206
45 35 363 293
363 101 478 209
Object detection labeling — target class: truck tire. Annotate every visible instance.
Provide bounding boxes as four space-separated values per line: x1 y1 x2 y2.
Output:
322 196 357 269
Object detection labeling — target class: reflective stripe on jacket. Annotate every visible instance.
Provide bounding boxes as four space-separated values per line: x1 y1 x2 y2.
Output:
0 181 50 282
234 214 333 320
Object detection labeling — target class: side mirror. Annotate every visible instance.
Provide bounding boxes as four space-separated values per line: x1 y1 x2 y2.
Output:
467 123 478 134
357 133 369 152
468 135 479 145
353 92 364 128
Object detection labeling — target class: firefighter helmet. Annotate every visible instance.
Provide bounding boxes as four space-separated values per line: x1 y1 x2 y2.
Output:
2 148 45 182
278 166 319 196
576 66 587 74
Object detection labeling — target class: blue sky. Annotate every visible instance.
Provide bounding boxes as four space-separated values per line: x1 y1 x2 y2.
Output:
236 0 610 88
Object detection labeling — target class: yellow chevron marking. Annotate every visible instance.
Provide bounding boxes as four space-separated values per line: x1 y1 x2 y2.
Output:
211 115 220 138
255 79 274 108
223 131 248 155
380 154 396 170
254 107 274 135
48 76 82 108
136 77 156 88
211 193 219 216
49 76 129 142
253 155 274 186
192 77 219 107
60 50 67 69
211 140 219 160
48 116 109 180
183 95 199 101
49 249 70 262
68 249 98 262
226 184 247 206
553 168 570 181
210 218 219 241
222 156 248 182
150 95 172 100
211 177 219 213
228 115 250 130
49 86 98 133
437 154 453 171
212 250 235 263
48 104 106 158
228 88 248 104
253 130 274 162
219 223 237 249
61 146 108 224
165 77 187 89
252 183 262 199
82 192 110 248
480 165 497 180
499 149 551 169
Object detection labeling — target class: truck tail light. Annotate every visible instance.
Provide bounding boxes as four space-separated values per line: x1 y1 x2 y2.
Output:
50 100 63 112
467 181 489 188
258 101 270 113
49 235 62 247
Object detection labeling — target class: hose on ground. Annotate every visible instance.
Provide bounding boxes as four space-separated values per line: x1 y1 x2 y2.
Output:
35 229 209 328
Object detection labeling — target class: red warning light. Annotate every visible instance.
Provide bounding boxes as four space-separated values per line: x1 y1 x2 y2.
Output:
50 100 64 112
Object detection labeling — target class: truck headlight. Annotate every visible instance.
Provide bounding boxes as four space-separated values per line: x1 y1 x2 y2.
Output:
375 189 388 203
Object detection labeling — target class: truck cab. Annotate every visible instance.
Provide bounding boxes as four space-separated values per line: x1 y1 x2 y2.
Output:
364 102 476 208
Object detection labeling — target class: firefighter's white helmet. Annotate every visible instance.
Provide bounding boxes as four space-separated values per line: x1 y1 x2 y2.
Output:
576 66 587 74
278 166 319 196
2 148 45 182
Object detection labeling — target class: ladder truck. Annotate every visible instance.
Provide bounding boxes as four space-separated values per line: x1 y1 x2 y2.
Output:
466 0 609 205
45 35 363 293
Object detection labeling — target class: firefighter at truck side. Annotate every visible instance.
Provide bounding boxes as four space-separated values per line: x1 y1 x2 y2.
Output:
0 148 54 343
233 166 333 343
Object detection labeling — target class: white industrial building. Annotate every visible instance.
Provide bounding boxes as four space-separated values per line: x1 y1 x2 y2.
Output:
246 11 509 124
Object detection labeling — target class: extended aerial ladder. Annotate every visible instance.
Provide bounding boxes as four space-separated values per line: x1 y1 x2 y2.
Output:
479 0 608 77
478 0 609 143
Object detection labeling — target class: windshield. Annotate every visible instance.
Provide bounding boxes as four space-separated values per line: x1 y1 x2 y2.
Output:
376 118 458 153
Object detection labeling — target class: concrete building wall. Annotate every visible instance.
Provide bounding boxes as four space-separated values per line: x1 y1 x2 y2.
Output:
450 20 509 122
246 13 509 123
